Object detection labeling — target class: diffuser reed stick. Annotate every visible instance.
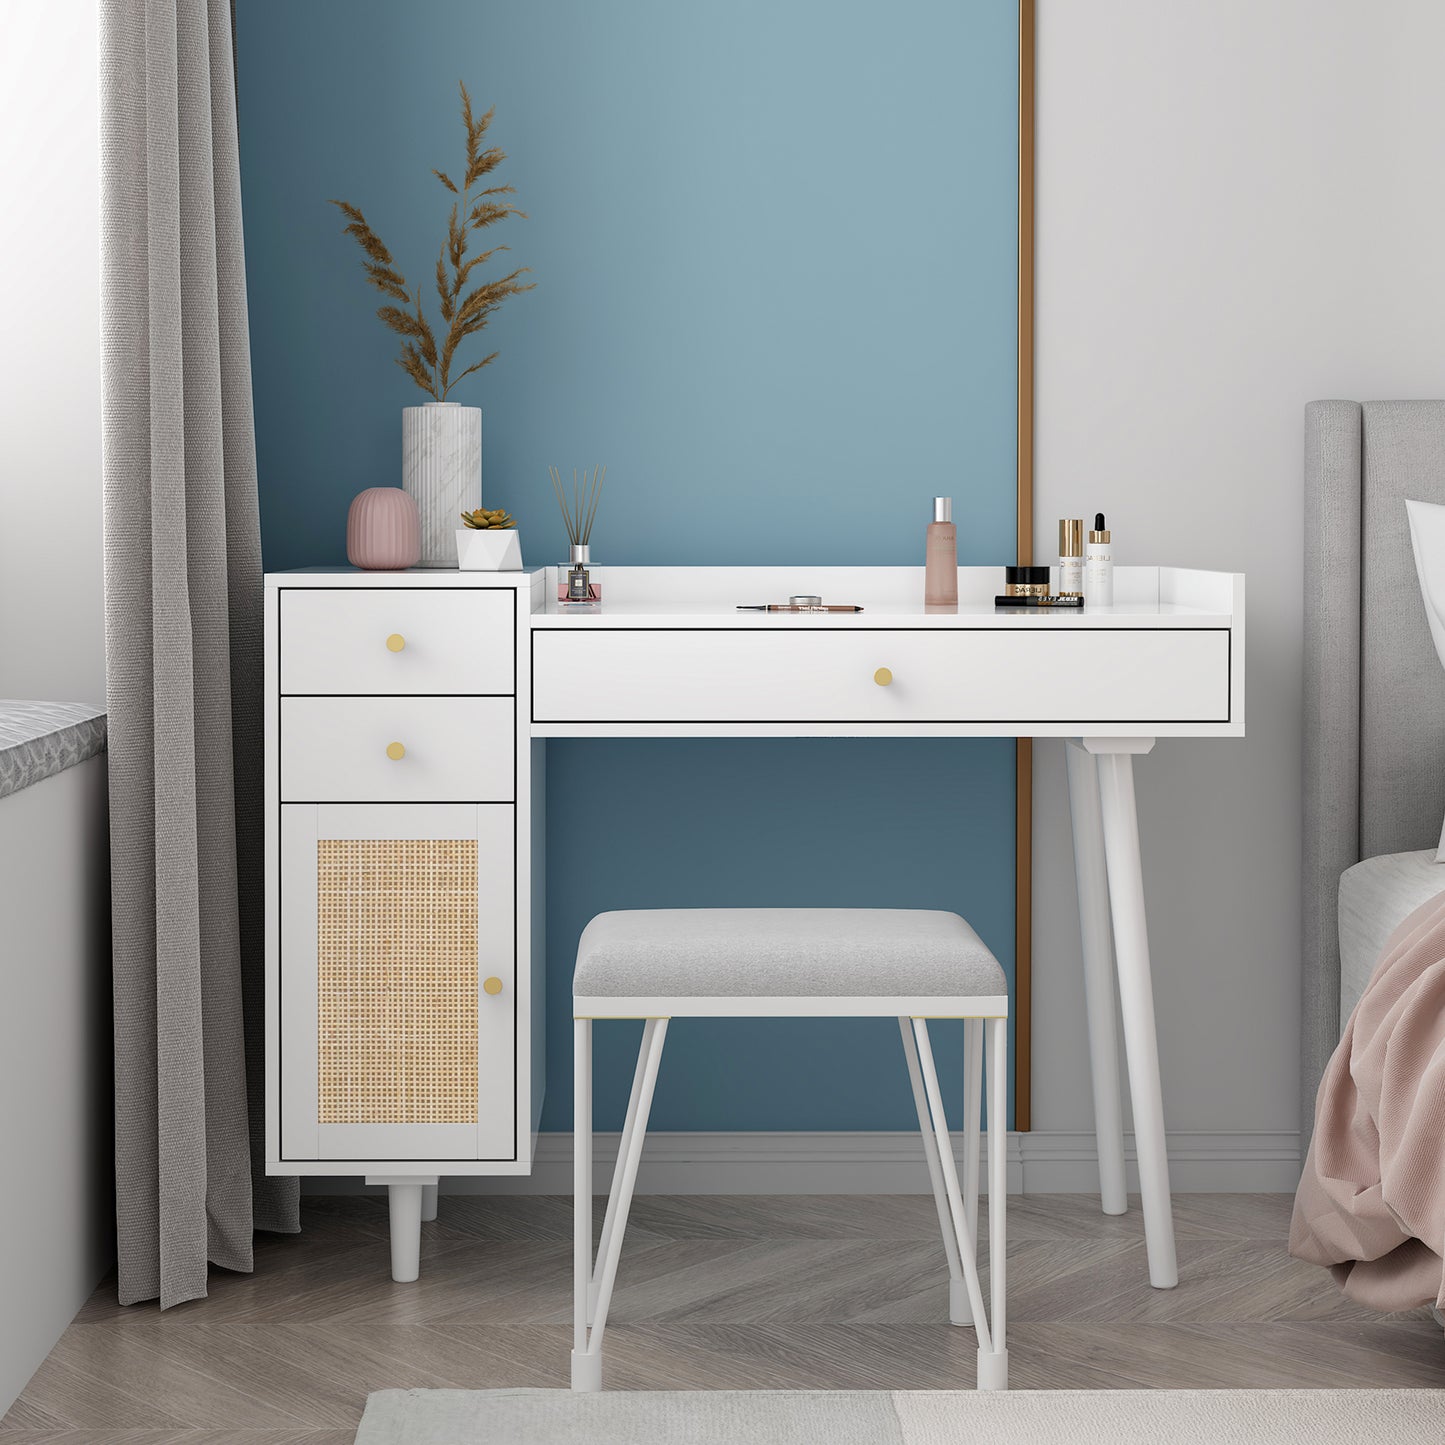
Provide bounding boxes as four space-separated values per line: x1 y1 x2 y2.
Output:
548 465 606 546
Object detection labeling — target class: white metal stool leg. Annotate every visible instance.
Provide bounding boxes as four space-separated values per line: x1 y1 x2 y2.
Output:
590 1020 660 1324
573 1017 669 1391
978 1016 1009 1390
963 1017 983 1254
899 1018 970 1327
911 1019 994 1368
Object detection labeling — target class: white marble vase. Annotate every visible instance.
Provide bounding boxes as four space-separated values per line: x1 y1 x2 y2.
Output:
402 401 481 567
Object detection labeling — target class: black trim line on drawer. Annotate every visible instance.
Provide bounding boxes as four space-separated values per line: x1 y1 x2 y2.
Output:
279 1155 520 1165
275 797 520 813
273 696 517 702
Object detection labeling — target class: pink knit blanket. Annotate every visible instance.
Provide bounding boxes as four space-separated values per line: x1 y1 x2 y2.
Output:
1291 890 1445 1310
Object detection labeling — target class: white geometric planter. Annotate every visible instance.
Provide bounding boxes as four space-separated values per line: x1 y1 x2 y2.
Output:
456 528 523 571
402 401 481 567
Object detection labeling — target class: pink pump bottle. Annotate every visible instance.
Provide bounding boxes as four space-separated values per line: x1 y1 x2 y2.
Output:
925 496 958 606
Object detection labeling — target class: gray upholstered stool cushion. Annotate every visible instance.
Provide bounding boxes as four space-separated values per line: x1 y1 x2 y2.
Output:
573 908 1006 999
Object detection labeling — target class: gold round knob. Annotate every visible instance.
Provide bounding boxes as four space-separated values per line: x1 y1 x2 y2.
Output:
483 976 504 996
385 741 406 760
874 667 893 687
386 633 406 652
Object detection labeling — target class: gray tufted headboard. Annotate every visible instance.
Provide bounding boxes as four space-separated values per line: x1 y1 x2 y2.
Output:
1302 400 1445 1134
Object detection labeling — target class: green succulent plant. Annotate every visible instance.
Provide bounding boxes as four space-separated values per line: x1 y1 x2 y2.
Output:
460 507 515 530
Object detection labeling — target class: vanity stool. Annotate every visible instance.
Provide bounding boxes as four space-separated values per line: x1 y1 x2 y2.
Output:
570 907 1010 1392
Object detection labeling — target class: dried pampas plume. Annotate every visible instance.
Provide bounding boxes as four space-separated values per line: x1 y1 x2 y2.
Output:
330 81 535 400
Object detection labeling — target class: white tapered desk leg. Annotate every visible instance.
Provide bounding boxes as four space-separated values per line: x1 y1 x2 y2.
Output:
1093 745 1178 1289
420 1183 438 1222
1064 741 1128 1217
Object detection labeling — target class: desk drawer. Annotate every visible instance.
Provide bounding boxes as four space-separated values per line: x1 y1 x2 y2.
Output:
281 697 514 801
280 589 514 695
532 627 1231 724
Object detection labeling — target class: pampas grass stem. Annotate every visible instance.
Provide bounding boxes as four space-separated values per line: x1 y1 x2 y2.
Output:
332 80 533 400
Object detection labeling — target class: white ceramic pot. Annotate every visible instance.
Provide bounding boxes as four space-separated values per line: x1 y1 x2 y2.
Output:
456 527 523 571
402 401 481 566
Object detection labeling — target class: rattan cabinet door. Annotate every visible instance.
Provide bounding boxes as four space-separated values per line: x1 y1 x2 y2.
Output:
279 803 516 1164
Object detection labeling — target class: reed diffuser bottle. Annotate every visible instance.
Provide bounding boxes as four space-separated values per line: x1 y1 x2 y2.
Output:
549 465 606 604
925 496 958 607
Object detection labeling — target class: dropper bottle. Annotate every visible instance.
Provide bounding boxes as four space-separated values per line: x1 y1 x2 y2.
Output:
1084 512 1113 605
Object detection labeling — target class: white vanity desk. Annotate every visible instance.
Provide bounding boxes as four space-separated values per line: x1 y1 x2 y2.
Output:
265 564 1244 1289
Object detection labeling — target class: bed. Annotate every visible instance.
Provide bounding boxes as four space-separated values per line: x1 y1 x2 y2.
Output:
1303 399 1445 1126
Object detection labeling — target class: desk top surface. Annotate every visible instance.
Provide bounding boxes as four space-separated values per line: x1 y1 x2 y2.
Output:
530 598 1229 628
269 565 1244 632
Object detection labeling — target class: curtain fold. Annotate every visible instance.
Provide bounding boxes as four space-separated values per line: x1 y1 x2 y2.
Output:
100 0 299 1309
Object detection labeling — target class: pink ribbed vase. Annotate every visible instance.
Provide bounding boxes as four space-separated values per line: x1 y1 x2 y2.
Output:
346 487 421 570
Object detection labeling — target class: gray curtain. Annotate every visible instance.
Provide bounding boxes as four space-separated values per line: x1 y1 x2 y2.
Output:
100 0 299 1308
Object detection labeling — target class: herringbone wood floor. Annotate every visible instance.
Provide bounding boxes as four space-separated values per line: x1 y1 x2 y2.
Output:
2 1192 1442 1443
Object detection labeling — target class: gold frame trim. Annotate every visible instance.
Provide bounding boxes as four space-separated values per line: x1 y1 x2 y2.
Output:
1015 0 1036 1130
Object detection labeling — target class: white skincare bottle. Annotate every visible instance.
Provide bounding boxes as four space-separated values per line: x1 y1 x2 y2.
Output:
1058 518 1084 596
1084 512 1113 605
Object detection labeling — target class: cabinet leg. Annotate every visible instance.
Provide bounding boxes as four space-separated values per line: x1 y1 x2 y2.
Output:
421 1183 439 1222
366 1174 439 1283
1065 741 1128 1217
387 1185 423 1283
1094 748 1178 1289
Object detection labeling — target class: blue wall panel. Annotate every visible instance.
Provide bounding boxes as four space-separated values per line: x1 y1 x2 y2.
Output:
237 0 1019 1128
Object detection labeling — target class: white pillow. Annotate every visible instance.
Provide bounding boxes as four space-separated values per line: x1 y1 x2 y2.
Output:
1404 497 1445 861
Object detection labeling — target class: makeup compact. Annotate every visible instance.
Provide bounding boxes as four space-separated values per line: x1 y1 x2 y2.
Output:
1003 566 1051 598
997 564 1082 608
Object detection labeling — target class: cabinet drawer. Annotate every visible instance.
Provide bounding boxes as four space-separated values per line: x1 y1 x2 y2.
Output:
281 697 515 801
532 627 1231 724
279 588 514 695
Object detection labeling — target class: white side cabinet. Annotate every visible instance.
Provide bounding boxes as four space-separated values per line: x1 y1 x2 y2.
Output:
264 569 546 1281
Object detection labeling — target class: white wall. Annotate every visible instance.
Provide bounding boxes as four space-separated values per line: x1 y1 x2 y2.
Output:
1032 0 1445 1152
0 2 111 1421
0 1 105 703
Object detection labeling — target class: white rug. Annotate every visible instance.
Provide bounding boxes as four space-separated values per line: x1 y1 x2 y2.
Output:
355 1387 1445 1443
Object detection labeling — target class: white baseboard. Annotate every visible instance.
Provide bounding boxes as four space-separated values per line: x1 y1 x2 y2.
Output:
302 1129 1302 1196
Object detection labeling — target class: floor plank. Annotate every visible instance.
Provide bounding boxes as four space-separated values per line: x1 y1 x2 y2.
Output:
3 1193 1442 1434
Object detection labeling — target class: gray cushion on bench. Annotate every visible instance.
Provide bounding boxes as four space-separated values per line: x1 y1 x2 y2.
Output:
0 700 107 801
574 908 1006 999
